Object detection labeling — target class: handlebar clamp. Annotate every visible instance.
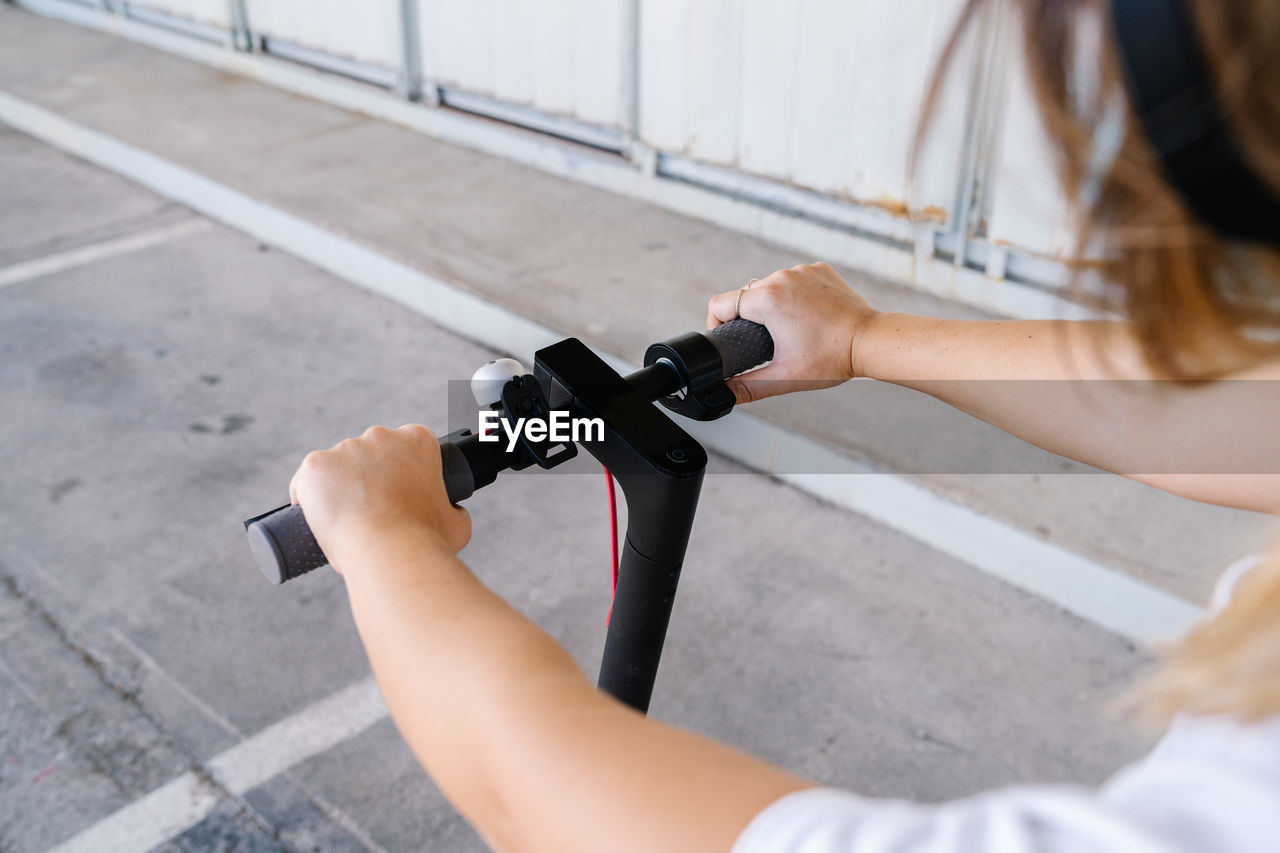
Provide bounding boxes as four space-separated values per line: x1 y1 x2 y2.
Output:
643 332 737 421
494 374 578 470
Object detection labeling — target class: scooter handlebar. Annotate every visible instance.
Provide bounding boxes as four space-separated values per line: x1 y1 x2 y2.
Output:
245 439 476 584
245 321 774 585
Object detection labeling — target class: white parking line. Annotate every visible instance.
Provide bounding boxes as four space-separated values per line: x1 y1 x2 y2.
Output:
0 218 212 289
0 88 1204 646
47 677 387 853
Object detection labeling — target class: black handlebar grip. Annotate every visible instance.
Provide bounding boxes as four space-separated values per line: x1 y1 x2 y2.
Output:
246 504 325 585
705 318 775 378
439 439 476 504
246 439 479 584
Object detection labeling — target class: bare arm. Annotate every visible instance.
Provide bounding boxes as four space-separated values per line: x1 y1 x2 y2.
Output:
857 313 1280 511
709 264 1280 514
291 427 812 853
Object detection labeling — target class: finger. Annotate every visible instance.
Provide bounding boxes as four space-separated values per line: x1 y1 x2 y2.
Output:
415 428 445 474
288 450 314 505
397 423 438 459
726 362 780 405
707 290 740 329
726 376 760 406
452 506 472 552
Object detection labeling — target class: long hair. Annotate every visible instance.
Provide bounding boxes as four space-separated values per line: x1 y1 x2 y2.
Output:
923 0 1280 723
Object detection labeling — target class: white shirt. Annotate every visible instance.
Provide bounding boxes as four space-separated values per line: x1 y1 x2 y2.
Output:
733 556 1280 853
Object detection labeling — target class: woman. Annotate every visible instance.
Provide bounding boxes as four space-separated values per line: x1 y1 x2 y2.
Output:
290 1 1280 850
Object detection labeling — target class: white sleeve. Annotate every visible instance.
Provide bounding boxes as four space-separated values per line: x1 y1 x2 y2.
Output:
731 786 1185 853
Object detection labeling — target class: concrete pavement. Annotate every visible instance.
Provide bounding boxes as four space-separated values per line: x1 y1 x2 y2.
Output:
0 125 1154 852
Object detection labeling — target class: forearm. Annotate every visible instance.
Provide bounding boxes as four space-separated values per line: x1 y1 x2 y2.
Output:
340 526 810 853
857 314 1150 383
856 313 1152 468
857 314 1280 512
339 525 595 822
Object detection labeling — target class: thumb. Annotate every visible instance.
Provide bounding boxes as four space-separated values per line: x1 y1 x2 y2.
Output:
726 363 782 405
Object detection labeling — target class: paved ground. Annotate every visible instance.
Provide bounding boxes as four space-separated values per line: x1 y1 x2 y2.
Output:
0 125 1157 852
1 5 1275 604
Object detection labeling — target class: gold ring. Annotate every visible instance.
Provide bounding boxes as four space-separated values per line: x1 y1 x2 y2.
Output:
734 279 759 318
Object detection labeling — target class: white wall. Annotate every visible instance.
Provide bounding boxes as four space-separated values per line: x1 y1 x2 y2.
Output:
638 0 974 225
132 0 230 27
111 0 1077 269
418 0 627 128
982 47 1074 259
247 0 402 68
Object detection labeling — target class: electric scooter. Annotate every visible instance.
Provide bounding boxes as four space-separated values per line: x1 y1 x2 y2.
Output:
244 319 774 714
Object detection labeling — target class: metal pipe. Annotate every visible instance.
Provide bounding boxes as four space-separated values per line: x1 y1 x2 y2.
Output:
395 0 423 102
260 36 400 89
439 88 627 154
227 0 250 51
950 0 1008 270
618 0 645 163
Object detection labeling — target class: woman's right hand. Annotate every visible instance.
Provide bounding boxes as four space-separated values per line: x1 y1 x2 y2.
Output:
707 262 880 404
288 424 472 577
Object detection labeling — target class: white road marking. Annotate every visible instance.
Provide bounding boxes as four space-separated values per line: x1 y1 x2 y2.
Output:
46 677 387 853
680 417 1206 645
47 772 220 853
792 471 1202 643
0 218 211 289
207 677 386 795
0 89 1204 645
103 627 395 853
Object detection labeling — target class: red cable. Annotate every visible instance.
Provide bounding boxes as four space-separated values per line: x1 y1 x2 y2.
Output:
604 467 618 625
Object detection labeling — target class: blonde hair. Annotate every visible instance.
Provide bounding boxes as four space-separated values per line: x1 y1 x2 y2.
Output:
925 0 1280 724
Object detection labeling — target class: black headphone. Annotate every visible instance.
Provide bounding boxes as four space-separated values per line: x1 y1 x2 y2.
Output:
1109 0 1280 246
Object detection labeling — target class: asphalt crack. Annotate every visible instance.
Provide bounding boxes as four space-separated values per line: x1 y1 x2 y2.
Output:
0 570 291 850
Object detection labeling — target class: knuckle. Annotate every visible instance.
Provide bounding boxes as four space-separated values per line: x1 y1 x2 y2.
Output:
407 423 437 442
